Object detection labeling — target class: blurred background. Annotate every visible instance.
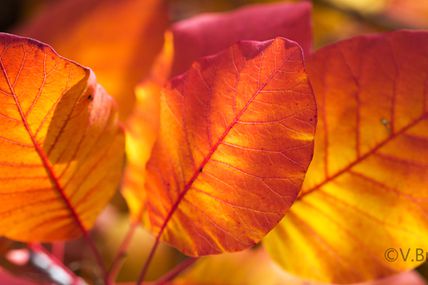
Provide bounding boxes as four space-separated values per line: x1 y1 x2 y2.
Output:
1 0 428 47
0 0 428 284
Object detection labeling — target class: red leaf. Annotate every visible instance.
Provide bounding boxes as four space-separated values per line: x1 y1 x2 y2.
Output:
171 1 312 76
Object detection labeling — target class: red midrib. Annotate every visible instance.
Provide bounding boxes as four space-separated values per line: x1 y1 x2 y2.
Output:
155 62 288 241
0 60 89 236
299 112 428 200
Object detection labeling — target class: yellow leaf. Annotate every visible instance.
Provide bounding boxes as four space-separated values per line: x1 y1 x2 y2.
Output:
265 31 428 283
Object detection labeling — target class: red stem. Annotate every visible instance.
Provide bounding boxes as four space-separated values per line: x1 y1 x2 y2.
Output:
136 237 160 285
82 232 109 283
107 213 142 283
154 258 197 284
30 243 81 285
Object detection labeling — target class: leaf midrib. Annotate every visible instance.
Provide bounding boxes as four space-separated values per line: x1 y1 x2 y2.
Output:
0 51 88 235
299 112 428 200
155 48 293 240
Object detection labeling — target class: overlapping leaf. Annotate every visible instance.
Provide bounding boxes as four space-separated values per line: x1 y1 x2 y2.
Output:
16 0 168 119
123 1 314 220
171 1 312 76
265 31 428 283
144 38 316 255
0 33 124 241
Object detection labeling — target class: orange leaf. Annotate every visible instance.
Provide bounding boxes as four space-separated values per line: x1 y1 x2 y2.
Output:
123 1 314 221
171 1 312 77
16 0 168 119
265 31 428 283
144 38 316 255
0 33 124 241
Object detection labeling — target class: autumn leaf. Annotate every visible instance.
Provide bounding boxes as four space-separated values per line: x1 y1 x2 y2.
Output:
0 33 124 241
16 0 168 119
264 31 428 283
170 1 312 77
123 1 314 220
174 249 426 285
144 37 316 256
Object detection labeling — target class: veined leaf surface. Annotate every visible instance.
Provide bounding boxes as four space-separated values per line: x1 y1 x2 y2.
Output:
0 33 124 241
123 1 313 220
265 31 428 283
145 38 316 255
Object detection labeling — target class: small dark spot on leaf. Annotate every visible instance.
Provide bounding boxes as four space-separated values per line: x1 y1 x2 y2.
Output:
87 94 93 101
199 167 203 173
380 118 390 127
380 118 391 133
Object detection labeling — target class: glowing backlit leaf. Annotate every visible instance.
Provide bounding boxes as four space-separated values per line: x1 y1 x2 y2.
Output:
123 1 314 220
265 31 428 283
171 1 312 76
0 33 124 241
144 38 316 255
16 0 168 119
